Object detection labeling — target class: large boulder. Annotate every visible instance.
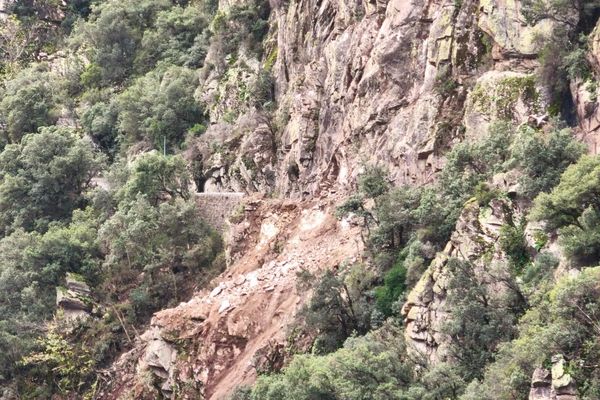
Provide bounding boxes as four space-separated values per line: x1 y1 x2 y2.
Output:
56 273 92 322
528 355 578 400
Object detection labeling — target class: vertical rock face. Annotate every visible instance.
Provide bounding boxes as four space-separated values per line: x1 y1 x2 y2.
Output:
196 0 488 195
477 0 572 58
195 192 245 232
573 22 600 154
194 0 578 197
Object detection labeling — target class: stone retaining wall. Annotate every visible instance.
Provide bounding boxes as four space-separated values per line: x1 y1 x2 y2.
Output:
195 192 245 232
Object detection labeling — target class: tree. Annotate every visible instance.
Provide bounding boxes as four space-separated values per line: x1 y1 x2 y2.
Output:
0 127 106 233
116 66 205 149
134 5 211 72
251 325 414 400
521 0 600 28
0 64 59 144
0 208 102 381
559 206 600 264
374 259 406 316
439 121 513 205
530 155 600 265
499 223 530 272
443 259 524 384
463 267 600 400
115 151 191 206
0 16 38 74
99 196 221 321
22 329 95 395
299 266 374 354
209 0 270 62
531 155 600 230
69 0 170 84
80 92 120 155
510 125 585 197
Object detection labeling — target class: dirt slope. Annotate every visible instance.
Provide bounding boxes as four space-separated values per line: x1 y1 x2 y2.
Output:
100 195 364 399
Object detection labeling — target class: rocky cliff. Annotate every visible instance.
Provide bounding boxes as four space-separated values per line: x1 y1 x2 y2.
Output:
193 0 591 197
100 0 600 398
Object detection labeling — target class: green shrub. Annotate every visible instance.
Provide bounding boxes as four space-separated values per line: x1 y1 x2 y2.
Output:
357 166 389 199
444 258 523 384
134 5 211 72
560 206 600 265
210 0 270 58
530 155 600 266
80 63 103 88
99 196 222 321
22 330 96 396
80 96 120 156
499 223 530 272
522 251 559 288
251 325 414 400
532 230 549 251
69 0 171 84
298 266 374 354
439 121 513 212
0 127 106 233
374 260 407 316
510 125 585 197
473 182 499 206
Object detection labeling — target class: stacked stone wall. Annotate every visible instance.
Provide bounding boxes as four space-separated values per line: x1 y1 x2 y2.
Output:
195 193 245 232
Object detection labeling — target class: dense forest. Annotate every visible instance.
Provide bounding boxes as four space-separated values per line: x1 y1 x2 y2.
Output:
2 0 600 398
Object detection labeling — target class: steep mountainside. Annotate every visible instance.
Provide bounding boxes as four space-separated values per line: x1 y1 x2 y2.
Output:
98 0 600 398
2 0 600 399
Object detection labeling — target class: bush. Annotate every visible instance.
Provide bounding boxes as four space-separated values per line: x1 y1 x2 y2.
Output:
210 0 270 58
499 223 530 272
530 155 600 266
443 258 524 384
22 330 96 396
474 182 499 206
115 152 191 206
560 206 600 264
357 165 389 199
251 325 414 400
134 5 211 72
465 267 600 400
530 155 600 228
374 260 407 316
522 251 559 288
228 386 252 400
80 94 120 155
99 196 222 321
440 122 513 198
69 0 171 84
